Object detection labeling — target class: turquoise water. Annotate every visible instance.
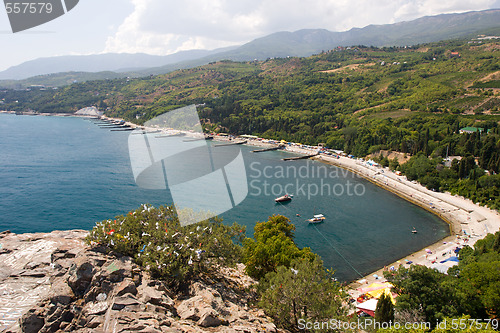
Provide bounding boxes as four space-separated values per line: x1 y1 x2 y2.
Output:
0 114 449 281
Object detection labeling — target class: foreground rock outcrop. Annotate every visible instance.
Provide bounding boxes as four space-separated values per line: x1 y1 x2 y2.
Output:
0 230 285 333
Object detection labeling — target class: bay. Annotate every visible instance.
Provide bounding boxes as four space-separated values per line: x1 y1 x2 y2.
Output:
0 114 449 281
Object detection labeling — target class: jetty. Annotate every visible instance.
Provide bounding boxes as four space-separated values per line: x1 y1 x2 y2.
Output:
252 145 284 153
155 132 186 138
183 135 214 142
100 125 130 129
110 127 135 131
214 140 247 147
282 153 319 161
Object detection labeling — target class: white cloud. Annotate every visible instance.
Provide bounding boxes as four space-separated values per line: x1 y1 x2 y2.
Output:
104 0 499 55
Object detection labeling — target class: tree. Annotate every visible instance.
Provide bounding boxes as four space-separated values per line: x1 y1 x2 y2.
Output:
258 256 351 331
376 292 395 324
389 157 400 171
243 215 315 280
384 265 462 324
87 204 245 289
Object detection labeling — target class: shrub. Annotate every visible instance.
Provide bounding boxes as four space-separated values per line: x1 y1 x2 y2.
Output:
86 204 245 288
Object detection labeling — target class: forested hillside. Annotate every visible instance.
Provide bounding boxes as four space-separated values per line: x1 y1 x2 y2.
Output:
2 38 499 208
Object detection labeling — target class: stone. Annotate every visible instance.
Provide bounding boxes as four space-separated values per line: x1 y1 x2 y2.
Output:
83 301 108 316
96 292 107 302
48 279 74 305
139 285 174 310
176 296 203 321
104 258 133 282
161 328 182 333
112 294 141 310
116 278 138 296
20 308 44 333
138 328 163 333
262 322 277 332
67 258 95 295
85 315 103 329
197 309 225 327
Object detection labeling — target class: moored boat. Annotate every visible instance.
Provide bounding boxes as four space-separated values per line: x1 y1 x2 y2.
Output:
275 194 293 203
307 214 325 224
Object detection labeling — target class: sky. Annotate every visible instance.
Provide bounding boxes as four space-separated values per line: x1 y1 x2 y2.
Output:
0 0 500 71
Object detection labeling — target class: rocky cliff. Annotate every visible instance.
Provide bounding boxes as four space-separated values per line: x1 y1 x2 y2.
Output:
0 230 285 333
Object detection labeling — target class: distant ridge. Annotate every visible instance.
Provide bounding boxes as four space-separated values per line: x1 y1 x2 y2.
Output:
1 8 499 87
162 9 500 63
0 47 237 81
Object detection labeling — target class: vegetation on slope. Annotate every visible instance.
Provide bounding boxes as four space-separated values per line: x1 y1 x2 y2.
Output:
383 231 500 326
2 38 500 210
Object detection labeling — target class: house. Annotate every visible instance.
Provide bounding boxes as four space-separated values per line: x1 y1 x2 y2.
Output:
450 52 461 58
459 127 484 134
444 156 462 168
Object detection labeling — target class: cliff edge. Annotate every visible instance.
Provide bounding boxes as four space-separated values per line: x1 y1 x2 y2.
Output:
0 230 284 333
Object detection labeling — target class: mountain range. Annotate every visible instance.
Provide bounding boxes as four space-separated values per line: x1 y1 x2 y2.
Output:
1 8 499 88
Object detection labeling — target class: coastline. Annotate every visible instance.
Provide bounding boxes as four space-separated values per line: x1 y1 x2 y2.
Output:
286 146 499 287
236 138 500 286
3 112 499 286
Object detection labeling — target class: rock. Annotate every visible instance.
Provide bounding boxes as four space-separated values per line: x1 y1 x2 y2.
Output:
67 257 94 295
161 328 182 333
138 328 163 333
197 308 225 327
0 230 12 237
112 294 141 310
176 296 203 321
48 279 74 305
103 258 134 282
83 301 108 316
96 292 107 302
116 278 138 296
85 315 103 329
0 230 291 333
20 308 44 333
20 268 48 278
139 285 174 310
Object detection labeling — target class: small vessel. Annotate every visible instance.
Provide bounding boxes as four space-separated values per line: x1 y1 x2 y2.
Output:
307 214 325 224
275 194 293 203
412 227 418 234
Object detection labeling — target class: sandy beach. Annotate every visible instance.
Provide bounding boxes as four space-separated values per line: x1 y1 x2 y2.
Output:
271 145 500 290
42 114 500 286
239 137 499 285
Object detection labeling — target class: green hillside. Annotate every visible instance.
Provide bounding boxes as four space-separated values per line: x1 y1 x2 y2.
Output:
2 38 499 208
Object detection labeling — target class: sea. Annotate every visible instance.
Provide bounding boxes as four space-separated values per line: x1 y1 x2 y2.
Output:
0 114 449 282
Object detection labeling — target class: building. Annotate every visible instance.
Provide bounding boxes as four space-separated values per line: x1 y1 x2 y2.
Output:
459 127 484 134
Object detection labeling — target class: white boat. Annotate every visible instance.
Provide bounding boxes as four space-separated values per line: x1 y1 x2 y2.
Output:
307 214 325 224
275 194 293 203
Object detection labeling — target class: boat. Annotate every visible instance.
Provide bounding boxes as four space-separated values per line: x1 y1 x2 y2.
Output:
275 194 293 203
412 227 418 234
307 214 325 224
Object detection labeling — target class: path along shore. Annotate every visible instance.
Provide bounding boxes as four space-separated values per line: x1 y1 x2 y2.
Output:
198 136 500 288
279 145 500 289
12 112 497 288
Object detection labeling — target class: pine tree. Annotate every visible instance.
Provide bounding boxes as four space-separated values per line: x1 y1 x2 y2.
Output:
375 292 395 324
